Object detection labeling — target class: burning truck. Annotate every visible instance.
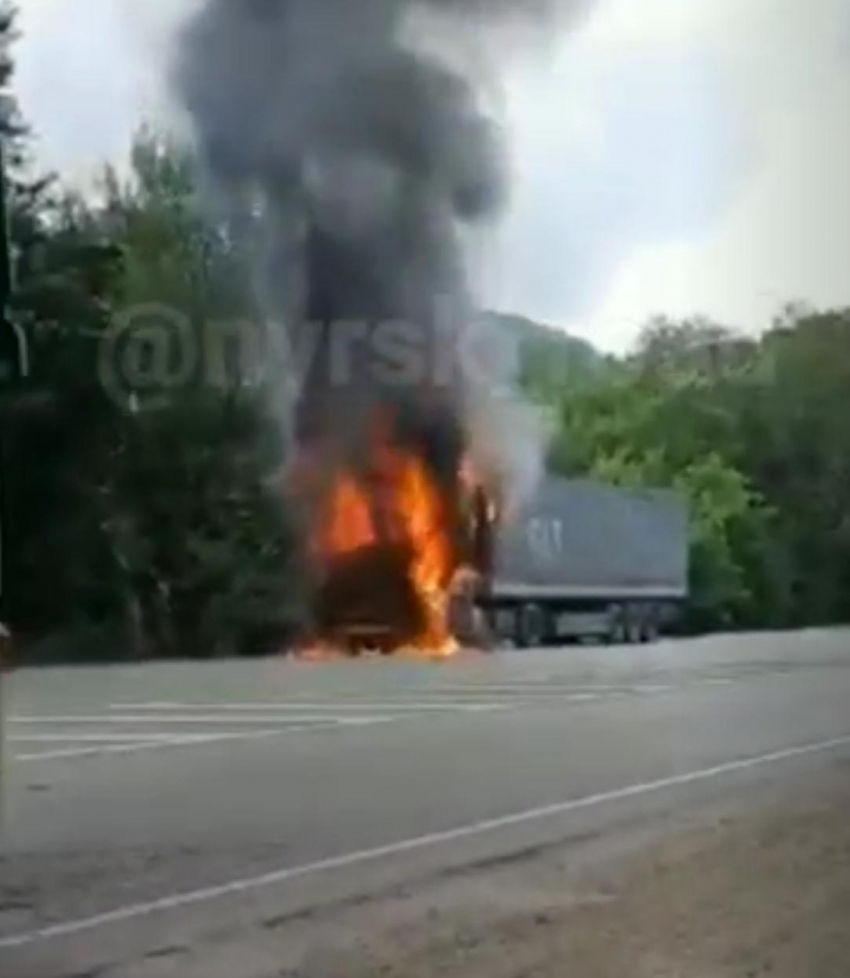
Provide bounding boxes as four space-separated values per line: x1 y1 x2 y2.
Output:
173 0 687 654
294 462 689 653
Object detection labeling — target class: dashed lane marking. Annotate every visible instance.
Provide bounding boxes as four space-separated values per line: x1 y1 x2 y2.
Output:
10 733 229 743
107 701 510 713
10 718 407 763
9 714 412 726
13 731 281 762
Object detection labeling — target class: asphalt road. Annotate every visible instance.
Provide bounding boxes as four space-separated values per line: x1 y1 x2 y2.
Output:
2 629 850 977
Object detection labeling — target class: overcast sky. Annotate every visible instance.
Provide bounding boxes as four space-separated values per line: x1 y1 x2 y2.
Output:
14 0 850 351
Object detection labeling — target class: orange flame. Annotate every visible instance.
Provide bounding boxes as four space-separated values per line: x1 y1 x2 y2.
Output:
308 419 460 657
386 447 457 657
322 474 377 556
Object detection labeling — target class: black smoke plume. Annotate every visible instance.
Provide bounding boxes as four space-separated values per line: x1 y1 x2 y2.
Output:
173 0 586 478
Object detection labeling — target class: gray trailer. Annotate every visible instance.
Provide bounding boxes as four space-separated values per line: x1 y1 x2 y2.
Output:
481 478 689 647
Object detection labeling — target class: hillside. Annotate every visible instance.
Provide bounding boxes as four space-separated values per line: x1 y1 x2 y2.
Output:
486 311 608 396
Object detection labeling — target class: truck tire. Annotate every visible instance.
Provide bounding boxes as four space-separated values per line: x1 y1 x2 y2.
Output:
607 606 627 645
641 620 660 644
627 620 643 645
608 623 627 645
517 604 547 649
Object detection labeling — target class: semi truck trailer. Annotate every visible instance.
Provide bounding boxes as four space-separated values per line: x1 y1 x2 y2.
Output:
478 478 689 647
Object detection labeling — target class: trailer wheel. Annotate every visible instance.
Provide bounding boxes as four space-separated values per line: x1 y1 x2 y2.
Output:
641 620 660 644
608 623 627 645
606 606 626 645
517 604 547 649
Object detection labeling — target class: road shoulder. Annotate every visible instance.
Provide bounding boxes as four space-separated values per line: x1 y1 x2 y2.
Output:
47 757 850 978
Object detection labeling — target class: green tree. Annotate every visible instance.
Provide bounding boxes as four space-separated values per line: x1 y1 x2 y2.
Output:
89 130 307 658
6 116 307 659
542 319 776 631
736 307 850 624
1 3 127 645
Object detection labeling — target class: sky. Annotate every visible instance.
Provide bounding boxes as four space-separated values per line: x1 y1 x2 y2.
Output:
14 0 850 352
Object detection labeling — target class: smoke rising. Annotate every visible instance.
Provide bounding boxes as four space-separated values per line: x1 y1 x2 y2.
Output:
172 0 583 503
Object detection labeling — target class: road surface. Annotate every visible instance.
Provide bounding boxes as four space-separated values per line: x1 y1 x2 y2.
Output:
2 630 850 976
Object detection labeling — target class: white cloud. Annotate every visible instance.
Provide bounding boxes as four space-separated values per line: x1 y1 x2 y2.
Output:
488 0 850 349
14 0 850 351
16 0 192 182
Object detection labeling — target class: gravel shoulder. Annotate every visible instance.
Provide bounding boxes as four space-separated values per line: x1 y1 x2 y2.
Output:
285 777 850 978
57 761 850 978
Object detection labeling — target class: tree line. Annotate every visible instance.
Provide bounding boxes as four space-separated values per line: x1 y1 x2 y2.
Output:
526 309 850 632
2 7 306 660
3 6 850 659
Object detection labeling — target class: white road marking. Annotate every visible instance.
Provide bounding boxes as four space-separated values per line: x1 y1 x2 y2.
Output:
108 701 508 713
424 684 625 692
2 732 848 948
12 731 284 762
9 714 402 726
11 718 407 763
10 733 228 743
633 685 675 694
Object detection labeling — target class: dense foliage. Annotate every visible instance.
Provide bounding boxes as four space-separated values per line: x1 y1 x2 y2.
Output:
538 311 850 631
3 5 850 657
1 9 306 660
